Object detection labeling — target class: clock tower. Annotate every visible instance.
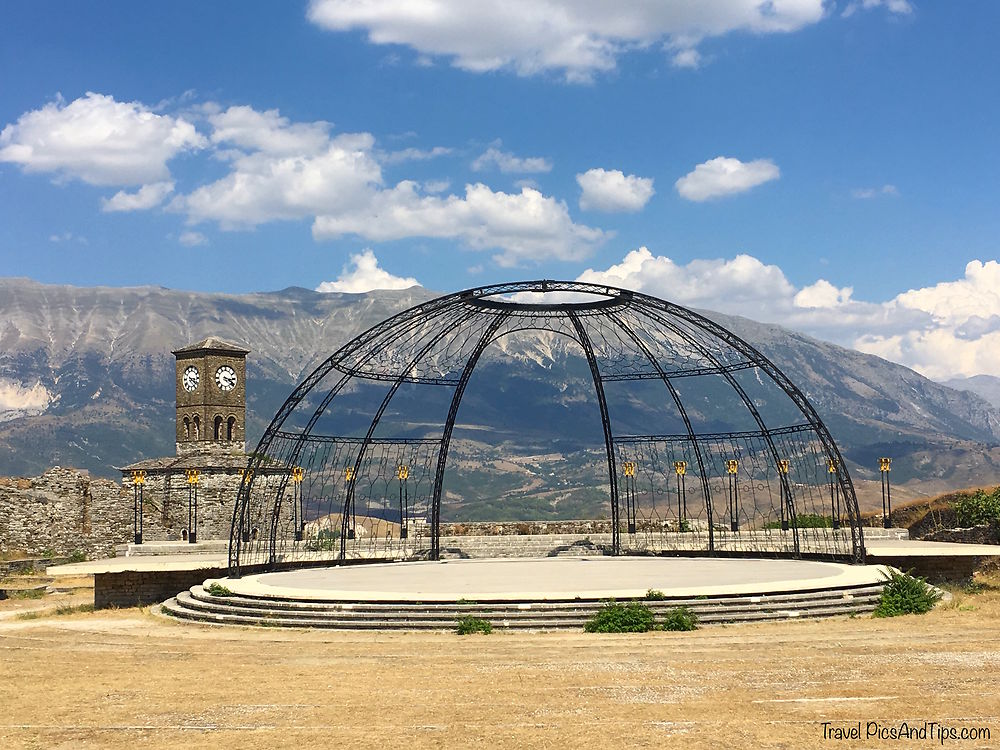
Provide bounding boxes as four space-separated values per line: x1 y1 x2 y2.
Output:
172 337 250 456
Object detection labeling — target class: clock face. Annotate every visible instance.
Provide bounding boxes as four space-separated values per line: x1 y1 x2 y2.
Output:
182 365 200 392
215 365 238 391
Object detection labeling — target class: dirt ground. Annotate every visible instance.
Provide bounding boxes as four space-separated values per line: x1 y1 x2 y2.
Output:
1 576 999 750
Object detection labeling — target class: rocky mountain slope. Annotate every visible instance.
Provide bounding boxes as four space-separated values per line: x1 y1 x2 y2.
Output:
1 277 998 513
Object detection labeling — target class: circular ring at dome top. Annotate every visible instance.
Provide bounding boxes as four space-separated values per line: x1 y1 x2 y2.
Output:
461 279 631 312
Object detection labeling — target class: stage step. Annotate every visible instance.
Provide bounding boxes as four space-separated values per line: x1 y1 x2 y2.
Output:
161 582 884 630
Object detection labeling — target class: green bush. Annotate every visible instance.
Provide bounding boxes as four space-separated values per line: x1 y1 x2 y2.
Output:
645 589 667 600
873 569 942 617
205 582 235 597
585 600 656 633
456 616 492 635
660 606 699 631
66 550 87 564
954 488 1000 526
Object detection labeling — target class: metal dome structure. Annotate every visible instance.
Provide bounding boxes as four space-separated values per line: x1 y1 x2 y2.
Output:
229 280 864 574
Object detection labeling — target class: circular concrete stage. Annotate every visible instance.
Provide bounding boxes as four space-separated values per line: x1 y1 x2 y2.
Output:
162 557 892 629
227 556 886 602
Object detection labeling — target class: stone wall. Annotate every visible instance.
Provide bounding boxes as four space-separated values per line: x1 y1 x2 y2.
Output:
126 469 244 542
94 567 224 609
0 467 131 559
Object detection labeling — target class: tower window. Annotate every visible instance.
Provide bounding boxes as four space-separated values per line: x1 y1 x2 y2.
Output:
183 417 190 439
227 416 237 441
214 415 224 441
193 416 200 440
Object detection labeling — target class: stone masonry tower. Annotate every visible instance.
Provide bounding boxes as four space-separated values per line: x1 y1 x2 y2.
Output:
173 337 250 456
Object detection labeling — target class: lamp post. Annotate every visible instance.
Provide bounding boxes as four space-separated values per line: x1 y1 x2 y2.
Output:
828 458 840 530
396 464 410 539
879 457 892 529
291 466 304 542
185 469 199 544
241 468 253 542
622 460 637 534
345 466 356 539
673 461 687 531
131 470 145 545
777 459 790 531
725 459 739 533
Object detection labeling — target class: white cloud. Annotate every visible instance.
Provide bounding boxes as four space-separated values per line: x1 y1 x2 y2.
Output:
422 178 451 193
843 0 913 18
381 146 453 164
0 92 205 186
671 48 703 69
307 0 828 81
209 105 332 156
577 249 1000 379
313 181 606 267
316 249 420 293
179 231 207 247
174 131 383 229
577 168 655 212
48 232 87 244
101 181 174 212
0 378 51 415
472 144 552 174
675 156 780 201
851 184 898 199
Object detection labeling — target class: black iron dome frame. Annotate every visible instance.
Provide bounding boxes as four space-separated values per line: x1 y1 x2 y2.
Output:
229 280 865 575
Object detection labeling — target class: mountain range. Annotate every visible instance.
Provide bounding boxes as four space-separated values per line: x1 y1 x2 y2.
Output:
1 277 998 516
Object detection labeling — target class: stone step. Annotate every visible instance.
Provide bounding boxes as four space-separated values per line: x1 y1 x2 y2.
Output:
161 581 883 630
161 597 879 630
180 589 882 620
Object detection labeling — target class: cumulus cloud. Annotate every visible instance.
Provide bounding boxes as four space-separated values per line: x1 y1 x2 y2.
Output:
577 168 655 213
0 92 205 185
675 156 780 201
851 184 898 199
472 144 552 174
313 181 606 267
316 249 420 293
101 181 175 212
577 249 1000 379
307 0 828 81
208 105 332 156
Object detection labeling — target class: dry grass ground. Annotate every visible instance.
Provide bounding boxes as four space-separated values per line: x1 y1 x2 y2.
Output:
1 576 999 750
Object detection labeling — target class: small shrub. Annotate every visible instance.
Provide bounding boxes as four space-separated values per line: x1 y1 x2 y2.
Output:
954 488 1000 526
585 600 656 633
660 606 698 631
455 598 478 605
456 616 492 635
873 569 942 617
645 589 667 600
205 582 235 597
10 588 46 600
66 550 87 564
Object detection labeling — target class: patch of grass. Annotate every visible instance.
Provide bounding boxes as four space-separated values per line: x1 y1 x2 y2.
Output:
644 589 667 600
66 550 87 564
659 606 699 632
205 582 235 597
9 588 46 600
873 569 942 618
585 600 656 633
456 616 493 635
16 603 94 621
455 598 478 605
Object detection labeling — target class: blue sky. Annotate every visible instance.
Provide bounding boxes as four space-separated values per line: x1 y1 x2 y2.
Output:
2 1 1000 378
